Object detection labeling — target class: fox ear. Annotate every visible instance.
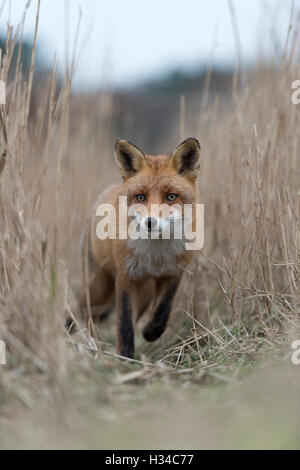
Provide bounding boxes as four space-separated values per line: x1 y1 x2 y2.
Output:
170 138 201 180
115 140 146 181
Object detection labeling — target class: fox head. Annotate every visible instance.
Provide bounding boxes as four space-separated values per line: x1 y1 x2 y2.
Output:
115 138 201 237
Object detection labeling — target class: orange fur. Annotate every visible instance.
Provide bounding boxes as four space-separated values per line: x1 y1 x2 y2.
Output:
80 138 201 358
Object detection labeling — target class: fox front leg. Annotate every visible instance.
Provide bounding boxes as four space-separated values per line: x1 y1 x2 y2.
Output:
143 278 179 342
116 278 135 358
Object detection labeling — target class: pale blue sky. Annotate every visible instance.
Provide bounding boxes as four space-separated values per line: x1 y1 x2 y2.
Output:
0 0 298 89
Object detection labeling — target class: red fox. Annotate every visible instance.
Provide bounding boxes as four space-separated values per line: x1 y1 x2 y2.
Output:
79 138 202 358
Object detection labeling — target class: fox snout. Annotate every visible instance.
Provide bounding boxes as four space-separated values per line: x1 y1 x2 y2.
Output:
143 215 171 234
134 213 171 234
132 207 183 236
146 217 157 232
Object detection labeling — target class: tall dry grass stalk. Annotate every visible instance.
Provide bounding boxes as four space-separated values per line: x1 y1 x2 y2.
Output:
0 5 299 412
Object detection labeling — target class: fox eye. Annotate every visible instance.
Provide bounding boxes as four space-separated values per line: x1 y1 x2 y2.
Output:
136 194 146 202
166 193 177 202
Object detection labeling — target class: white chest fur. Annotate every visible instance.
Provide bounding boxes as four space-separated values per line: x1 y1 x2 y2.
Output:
126 238 186 279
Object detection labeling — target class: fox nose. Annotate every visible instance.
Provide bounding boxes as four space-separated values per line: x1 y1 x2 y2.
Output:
146 217 157 231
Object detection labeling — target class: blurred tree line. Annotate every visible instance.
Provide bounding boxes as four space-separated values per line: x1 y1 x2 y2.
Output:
113 66 234 153
0 35 49 81
142 66 233 94
1 31 234 154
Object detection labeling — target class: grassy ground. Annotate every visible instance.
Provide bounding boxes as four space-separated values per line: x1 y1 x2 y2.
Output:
1 294 299 449
1 4 300 449
1 348 300 449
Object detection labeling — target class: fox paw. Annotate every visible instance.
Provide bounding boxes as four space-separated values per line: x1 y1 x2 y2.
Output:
142 324 164 342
